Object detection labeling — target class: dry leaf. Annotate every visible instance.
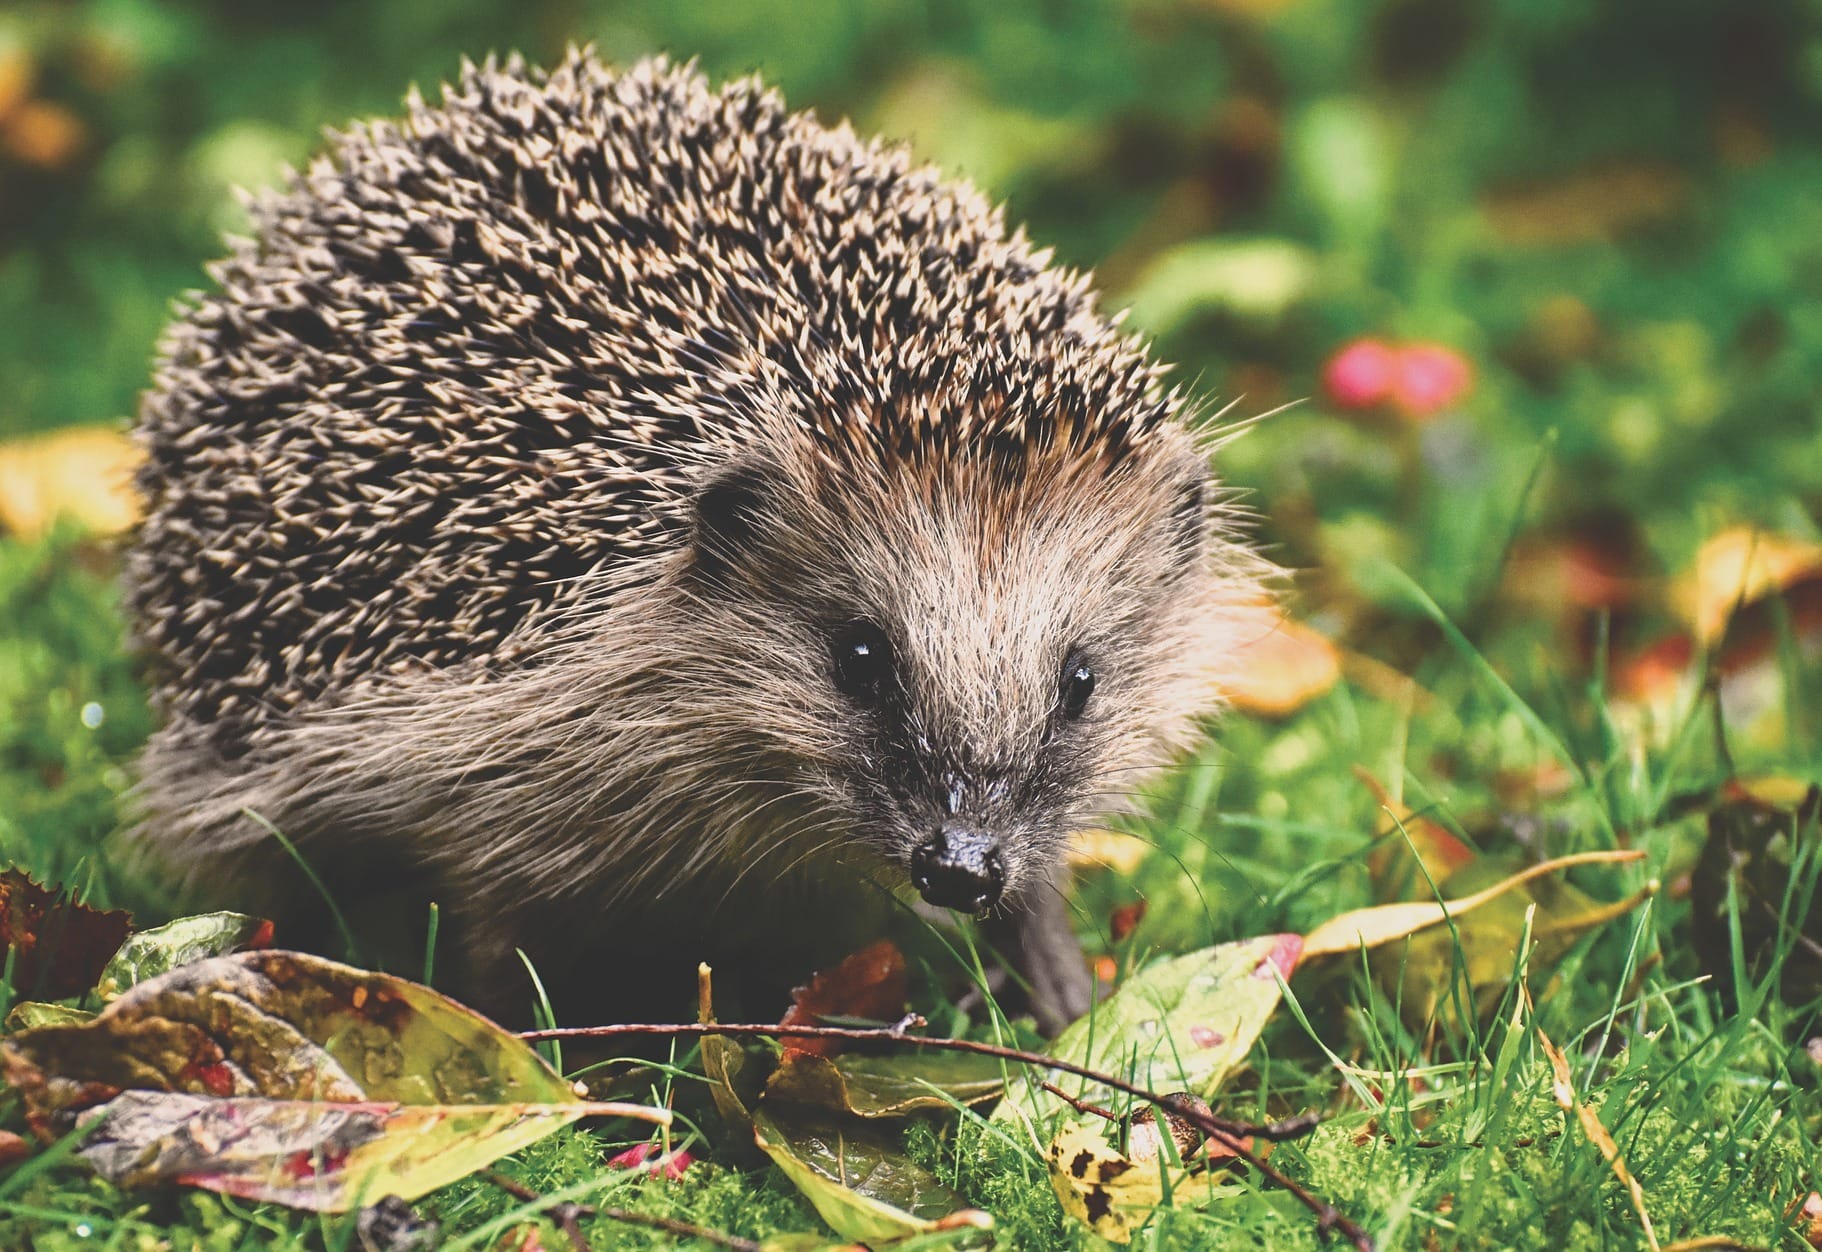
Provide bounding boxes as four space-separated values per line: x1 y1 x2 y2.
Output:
1535 1005 1659 1250
4 98 86 167
1 950 667 1210
1301 849 1646 960
1047 1120 1183 1244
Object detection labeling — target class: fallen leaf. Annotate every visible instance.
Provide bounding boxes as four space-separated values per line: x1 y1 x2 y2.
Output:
1788 1191 1822 1249
3 98 86 167
1 950 667 1210
356 1194 440 1251
0 868 131 1001
95 911 274 1001
0 1131 27 1168
764 1049 1005 1119
779 941 906 1059
605 1140 693 1180
0 426 140 538
1354 768 1477 899
1691 782 1822 1005
1067 829 1152 876
752 1108 990 1244
1220 605 1341 718
996 933 1297 1130
1480 163 1687 246
1302 849 1646 960
1047 1120 1184 1244
4 1001 94 1032
1672 526 1822 647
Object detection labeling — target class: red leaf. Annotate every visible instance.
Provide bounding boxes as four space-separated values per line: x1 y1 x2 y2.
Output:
778 940 906 1059
0 869 131 1000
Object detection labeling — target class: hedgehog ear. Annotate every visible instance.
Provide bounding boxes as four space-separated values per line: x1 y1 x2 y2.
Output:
690 460 775 580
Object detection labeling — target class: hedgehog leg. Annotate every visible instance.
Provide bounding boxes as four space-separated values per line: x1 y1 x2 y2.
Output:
1000 879 1094 1035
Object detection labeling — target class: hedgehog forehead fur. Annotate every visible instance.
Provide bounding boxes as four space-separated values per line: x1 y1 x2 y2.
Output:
126 50 1268 1012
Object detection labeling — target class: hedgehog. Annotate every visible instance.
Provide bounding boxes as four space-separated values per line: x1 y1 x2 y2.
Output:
123 50 1267 1032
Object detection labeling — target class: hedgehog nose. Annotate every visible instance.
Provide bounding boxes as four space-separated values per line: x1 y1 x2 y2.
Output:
910 823 1004 914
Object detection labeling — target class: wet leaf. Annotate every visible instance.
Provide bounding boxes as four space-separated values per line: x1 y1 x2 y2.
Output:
764 1050 1005 1119
0 950 668 1210
4 1001 93 1031
779 940 906 1059
0 868 132 1001
751 1108 989 1244
996 934 1299 1129
95 912 274 1001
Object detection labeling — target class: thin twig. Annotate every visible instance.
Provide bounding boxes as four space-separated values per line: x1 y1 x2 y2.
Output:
484 1171 760 1252
520 1018 1371 1249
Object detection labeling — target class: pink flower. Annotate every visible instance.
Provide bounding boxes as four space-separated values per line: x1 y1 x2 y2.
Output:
1323 338 1399 410
1391 342 1473 419
607 1141 694 1180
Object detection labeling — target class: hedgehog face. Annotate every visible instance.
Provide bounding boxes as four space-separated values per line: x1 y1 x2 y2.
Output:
686 436 1235 915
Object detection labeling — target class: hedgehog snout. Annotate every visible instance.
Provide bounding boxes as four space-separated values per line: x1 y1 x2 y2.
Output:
908 820 1005 914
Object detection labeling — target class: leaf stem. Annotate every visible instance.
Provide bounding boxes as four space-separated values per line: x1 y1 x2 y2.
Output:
520 1017 1369 1249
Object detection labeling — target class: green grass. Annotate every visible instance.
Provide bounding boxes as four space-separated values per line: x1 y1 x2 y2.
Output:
2 516 1817 1250
4 1 1821 1244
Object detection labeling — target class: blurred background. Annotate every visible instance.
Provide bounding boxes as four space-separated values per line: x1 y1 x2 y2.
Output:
1 0 1820 890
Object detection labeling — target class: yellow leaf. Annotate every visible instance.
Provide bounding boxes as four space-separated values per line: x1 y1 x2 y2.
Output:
1301 849 1645 960
1047 1120 1185 1244
1219 605 1340 718
1066 829 1152 876
1672 526 1822 647
0 426 140 538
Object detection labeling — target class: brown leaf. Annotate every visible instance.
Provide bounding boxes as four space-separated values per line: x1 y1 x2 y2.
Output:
0 868 131 1001
778 941 906 1059
1354 768 1477 899
1691 782 1822 1005
1788 1191 1822 1249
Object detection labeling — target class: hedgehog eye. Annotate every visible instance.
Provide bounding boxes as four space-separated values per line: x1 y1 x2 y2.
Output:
1060 650 1096 720
832 622 893 704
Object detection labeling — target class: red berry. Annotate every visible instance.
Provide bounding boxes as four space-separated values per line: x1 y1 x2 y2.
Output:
1391 342 1473 418
1323 338 1399 410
